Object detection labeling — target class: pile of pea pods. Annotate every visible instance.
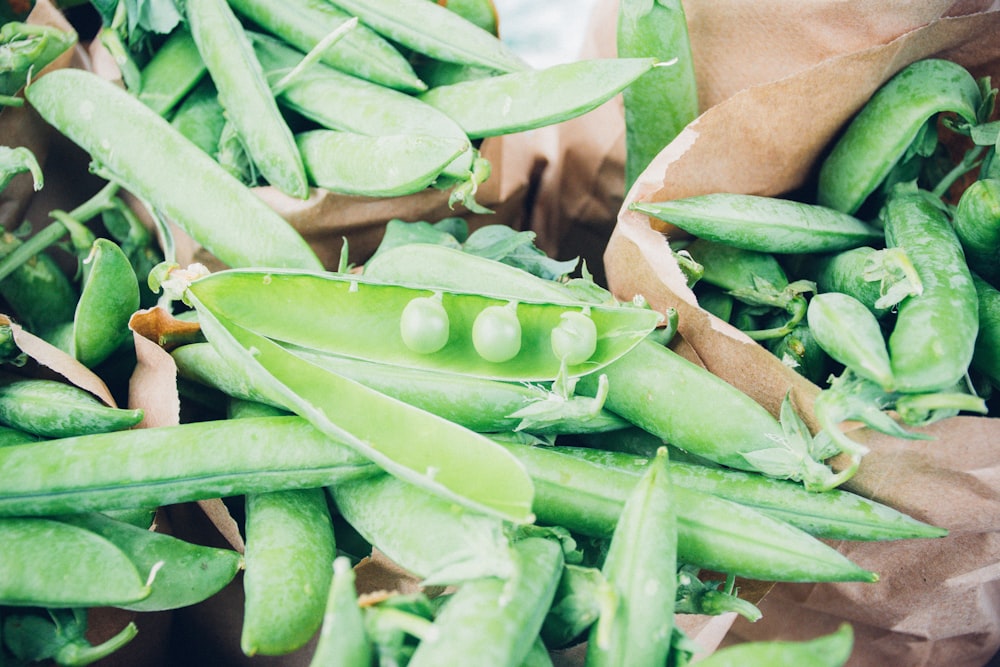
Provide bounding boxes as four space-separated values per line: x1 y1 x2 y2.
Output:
0 1 976 666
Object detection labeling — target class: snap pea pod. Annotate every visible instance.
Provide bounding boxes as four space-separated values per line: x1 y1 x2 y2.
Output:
693 623 853 667
553 444 946 541
767 322 832 386
0 378 143 438
685 237 788 293
882 188 979 393
806 292 894 391
228 0 424 92
169 77 226 155
495 440 878 583
817 58 982 214
807 246 891 318
327 0 528 73
135 26 206 116
187 268 661 382
585 448 675 667
406 537 564 667
0 416 377 516
630 193 883 254
972 274 1000 387
0 230 77 341
25 69 322 271
0 21 77 99
0 517 149 607
952 177 1000 286
617 0 698 190
296 130 468 197
185 0 308 198
241 488 336 656
309 556 372 667
57 511 242 613
417 58 657 139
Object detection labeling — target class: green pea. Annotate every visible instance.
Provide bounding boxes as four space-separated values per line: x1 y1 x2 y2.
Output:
400 293 450 354
472 302 522 363
551 311 598 365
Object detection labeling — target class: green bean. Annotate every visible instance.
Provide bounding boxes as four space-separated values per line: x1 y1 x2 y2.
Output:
0 517 149 607
228 0 425 92
693 623 853 667
952 177 1000 286
406 537 564 667
806 292 894 390
617 0 698 190
296 129 468 197
241 488 336 656
25 69 322 271
585 448 676 667
57 511 242 612
136 26 206 116
169 77 226 155
818 58 981 214
309 556 372 667
0 230 77 341
0 416 377 516
882 188 978 393
417 58 657 139
0 378 143 438
327 0 529 73
631 193 883 254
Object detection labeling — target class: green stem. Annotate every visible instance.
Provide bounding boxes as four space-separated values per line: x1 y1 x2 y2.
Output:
932 144 984 199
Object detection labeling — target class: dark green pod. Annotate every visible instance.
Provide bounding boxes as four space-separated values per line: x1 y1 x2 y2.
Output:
952 178 1000 286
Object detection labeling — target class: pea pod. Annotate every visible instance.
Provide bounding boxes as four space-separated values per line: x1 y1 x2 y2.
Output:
135 26 206 116
0 517 150 607
169 77 226 155
685 237 788 293
309 556 372 667
241 488 336 656
417 58 657 139
0 378 143 438
806 291 894 391
186 268 662 382
693 623 853 667
630 193 883 254
25 69 322 271
818 58 982 214
0 416 377 517
882 188 979 393
808 246 891 318
0 230 77 341
0 21 77 99
952 177 1000 287
972 274 1000 387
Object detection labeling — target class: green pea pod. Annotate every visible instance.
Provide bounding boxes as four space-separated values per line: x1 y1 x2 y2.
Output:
187 293 535 522
296 130 468 197
25 69 322 271
0 230 77 341
64 238 140 368
136 26 206 116
330 473 516 586
0 416 377 517
57 511 242 612
808 246 891 318
327 0 528 73
693 623 853 667
540 563 605 649
185 0 308 198
309 556 372 667
0 378 143 438
187 268 661 382
617 0 698 190
585 448 676 667
0 517 150 607
685 237 788 293
972 274 1000 387
406 537 564 667
631 193 883 254
818 58 981 214
807 292 894 391
169 77 226 155
767 322 833 386
241 488 336 656
883 189 978 393
952 177 1000 286
228 0 425 92
0 21 77 99
417 58 657 139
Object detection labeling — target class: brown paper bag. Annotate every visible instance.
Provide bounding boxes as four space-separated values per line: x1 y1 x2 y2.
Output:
554 1 1000 665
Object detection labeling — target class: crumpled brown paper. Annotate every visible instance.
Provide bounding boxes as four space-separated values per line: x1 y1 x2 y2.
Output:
543 1 1000 665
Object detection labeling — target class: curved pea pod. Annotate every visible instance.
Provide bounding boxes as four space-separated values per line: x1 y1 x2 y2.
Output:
818 58 982 215
630 193 883 254
952 177 1000 286
296 130 468 197
807 292 894 391
417 58 657 139
693 623 854 667
406 536 564 667
241 488 335 656
25 68 322 271
57 511 242 612
0 416 377 517
0 517 150 607
187 268 662 382
330 473 517 586
0 231 77 341
187 292 535 523
136 26 206 116
0 378 143 438
327 0 528 73
883 189 979 393
809 246 891 318
228 0 424 92
972 274 1000 387
185 0 308 199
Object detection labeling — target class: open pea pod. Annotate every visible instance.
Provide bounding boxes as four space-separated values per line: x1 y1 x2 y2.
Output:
187 290 535 523
187 269 662 382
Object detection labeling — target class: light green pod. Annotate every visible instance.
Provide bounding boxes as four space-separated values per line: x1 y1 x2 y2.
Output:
807 291 894 390
136 26 207 116
308 556 372 667
0 378 143 438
